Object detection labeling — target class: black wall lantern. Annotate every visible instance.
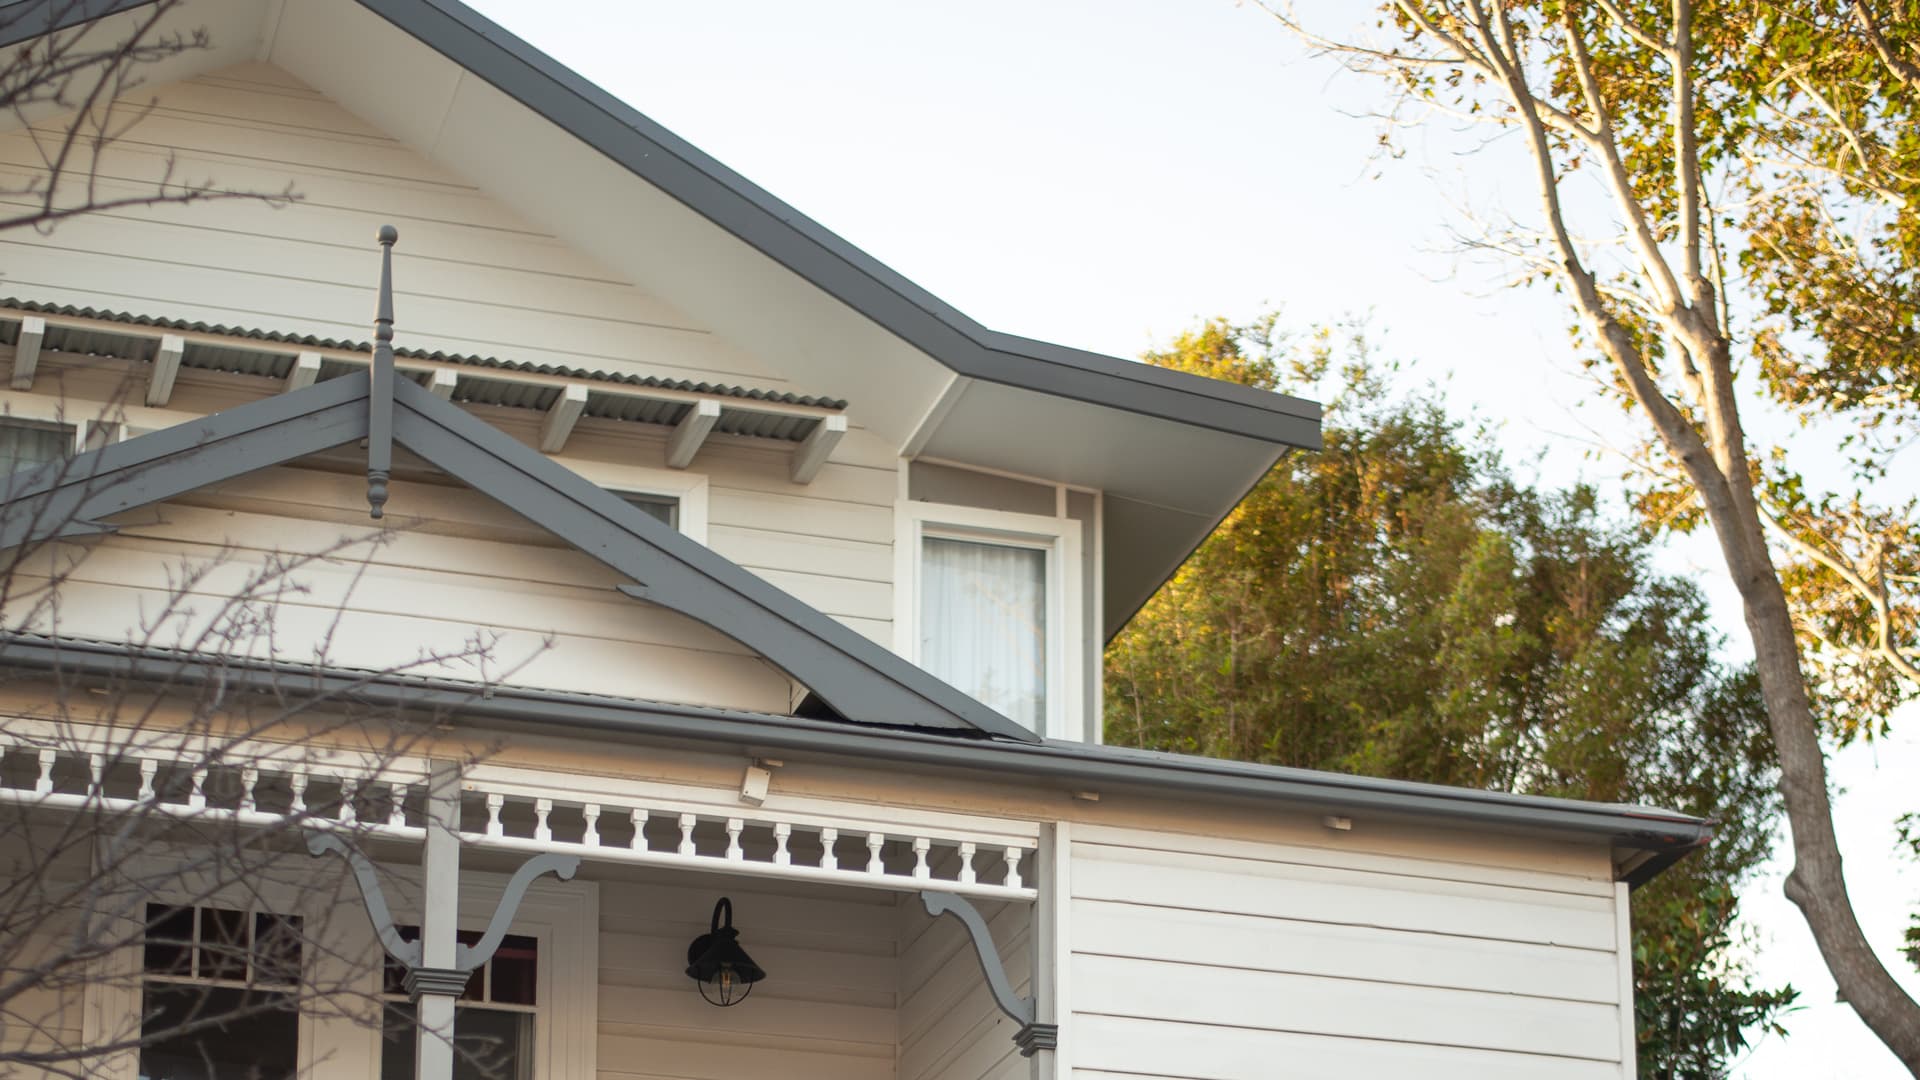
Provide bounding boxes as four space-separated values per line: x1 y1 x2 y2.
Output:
685 897 765 1006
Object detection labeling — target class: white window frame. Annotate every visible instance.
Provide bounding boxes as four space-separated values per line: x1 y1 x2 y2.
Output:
553 458 710 544
82 848 598 1080
894 501 1084 739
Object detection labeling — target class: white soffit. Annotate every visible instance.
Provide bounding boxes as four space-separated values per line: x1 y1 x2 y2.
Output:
921 378 1281 516
265 0 952 450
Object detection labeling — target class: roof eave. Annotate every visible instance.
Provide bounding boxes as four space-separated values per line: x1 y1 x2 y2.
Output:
0 637 1712 886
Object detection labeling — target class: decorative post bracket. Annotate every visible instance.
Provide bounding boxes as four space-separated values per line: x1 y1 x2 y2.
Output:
307 832 579 998
920 890 1058 1056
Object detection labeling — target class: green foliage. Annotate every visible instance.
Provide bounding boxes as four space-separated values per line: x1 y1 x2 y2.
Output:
1107 318 1794 1076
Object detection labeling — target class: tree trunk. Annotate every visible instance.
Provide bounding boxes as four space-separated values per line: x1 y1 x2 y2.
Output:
1715 503 1920 1071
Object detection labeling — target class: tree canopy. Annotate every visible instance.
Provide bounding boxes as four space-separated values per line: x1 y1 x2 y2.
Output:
1249 0 1920 1062
1106 318 1793 1075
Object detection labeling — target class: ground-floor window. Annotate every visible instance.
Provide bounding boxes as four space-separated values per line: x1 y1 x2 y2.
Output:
138 904 303 1080
379 928 538 1080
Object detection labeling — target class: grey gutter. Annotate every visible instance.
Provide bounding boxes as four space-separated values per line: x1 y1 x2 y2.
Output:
0 637 1710 887
355 0 1323 450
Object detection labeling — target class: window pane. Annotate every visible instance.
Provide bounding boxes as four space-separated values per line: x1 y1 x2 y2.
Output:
382 1004 535 1080
139 984 297 1080
198 908 248 982
620 492 678 528
253 912 303 985
921 537 1047 729
144 905 194 976
0 421 70 475
488 935 538 1006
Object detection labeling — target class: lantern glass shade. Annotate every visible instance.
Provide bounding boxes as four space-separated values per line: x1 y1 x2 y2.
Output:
685 897 766 1007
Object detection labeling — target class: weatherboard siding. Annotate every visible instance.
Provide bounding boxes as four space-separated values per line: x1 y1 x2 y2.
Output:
1065 822 1634 1080
6 449 892 711
597 875 897 1080
0 62 781 388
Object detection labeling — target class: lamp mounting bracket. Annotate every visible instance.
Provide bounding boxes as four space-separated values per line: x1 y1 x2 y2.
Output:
919 890 1057 1057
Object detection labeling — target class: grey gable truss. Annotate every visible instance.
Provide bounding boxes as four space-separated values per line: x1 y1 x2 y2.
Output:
0 372 1040 742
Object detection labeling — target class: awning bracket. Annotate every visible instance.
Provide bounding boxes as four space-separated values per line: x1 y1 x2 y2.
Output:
920 889 1057 1056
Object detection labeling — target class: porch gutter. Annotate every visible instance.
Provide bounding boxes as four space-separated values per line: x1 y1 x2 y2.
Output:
0 638 1708 886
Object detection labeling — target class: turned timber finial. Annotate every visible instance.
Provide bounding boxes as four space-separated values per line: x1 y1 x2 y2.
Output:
367 225 399 519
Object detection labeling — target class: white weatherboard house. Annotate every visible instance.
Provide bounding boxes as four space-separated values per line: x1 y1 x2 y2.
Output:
0 2 1708 1078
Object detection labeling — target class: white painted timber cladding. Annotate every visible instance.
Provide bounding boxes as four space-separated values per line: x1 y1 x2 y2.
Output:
0 62 899 699
8 457 886 710
1068 823 1631 1080
597 875 898 1080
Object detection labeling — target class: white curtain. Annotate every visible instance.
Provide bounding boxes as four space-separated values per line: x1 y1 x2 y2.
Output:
0 422 69 476
920 537 1047 730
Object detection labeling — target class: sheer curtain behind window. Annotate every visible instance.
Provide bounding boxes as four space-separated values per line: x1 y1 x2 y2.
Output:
920 537 1047 730
0 421 71 475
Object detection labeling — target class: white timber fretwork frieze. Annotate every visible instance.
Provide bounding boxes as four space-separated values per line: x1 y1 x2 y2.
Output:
0 718 1039 902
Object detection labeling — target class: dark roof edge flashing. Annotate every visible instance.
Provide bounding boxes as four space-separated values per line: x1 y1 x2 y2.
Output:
0 636 1709 887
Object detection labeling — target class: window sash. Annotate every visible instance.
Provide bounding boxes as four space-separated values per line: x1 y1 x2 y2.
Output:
920 536 1049 729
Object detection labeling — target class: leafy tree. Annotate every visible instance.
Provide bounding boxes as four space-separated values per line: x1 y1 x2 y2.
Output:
1252 0 1920 1064
1106 318 1793 1076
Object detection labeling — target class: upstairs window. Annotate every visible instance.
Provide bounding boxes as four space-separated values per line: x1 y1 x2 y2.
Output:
898 503 1083 737
921 536 1050 728
0 418 73 475
616 491 679 530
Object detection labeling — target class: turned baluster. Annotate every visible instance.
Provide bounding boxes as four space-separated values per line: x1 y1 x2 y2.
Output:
629 808 649 851
677 813 697 857
725 819 744 861
958 842 977 885
534 799 553 843
1003 847 1022 891
912 837 931 880
773 823 791 866
485 793 504 838
865 832 885 875
582 804 601 847
818 828 838 871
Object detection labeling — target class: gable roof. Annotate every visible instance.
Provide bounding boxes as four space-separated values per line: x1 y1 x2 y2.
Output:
0 0 1323 639
0 0 1320 449
0 368 1040 742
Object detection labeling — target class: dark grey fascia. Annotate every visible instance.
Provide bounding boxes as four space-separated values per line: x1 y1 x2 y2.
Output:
0 0 153 47
0 637 1709 888
355 0 1324 450
0 373 1038 741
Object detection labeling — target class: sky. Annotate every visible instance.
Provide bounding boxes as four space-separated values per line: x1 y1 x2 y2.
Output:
461 1 1920 1074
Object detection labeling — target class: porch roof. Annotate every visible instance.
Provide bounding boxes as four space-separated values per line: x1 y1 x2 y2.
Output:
0 634 1712 888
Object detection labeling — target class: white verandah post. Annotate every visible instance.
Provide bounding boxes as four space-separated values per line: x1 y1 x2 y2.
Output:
1031 820 1070 1080
415 760 461 1080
